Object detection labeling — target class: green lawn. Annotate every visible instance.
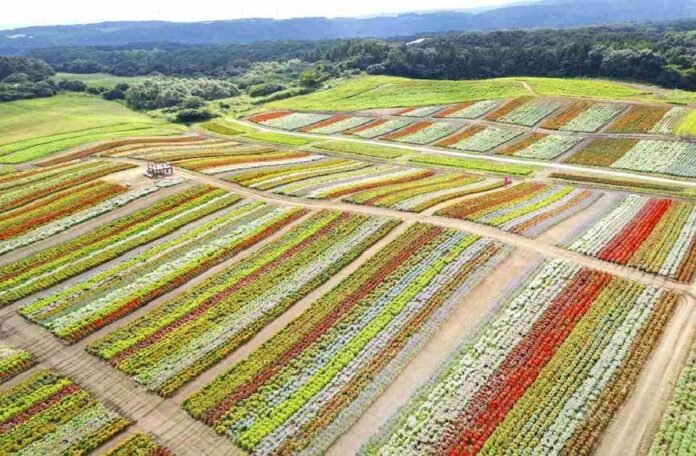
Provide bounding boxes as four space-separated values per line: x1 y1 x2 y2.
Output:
242 131 314 146
513 77 646 99
267 76 528 111
410 155 534 176
313 141 406 159
676 109 696 137
53 72 148 89
0 94 183 163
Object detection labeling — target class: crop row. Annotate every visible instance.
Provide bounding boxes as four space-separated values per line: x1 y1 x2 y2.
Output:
272 165 433 199
345 173 502 212
0 178 182 256
558 103 624 132
565 195 696 282
346 119 411 139
497 99 563 126
399 106 443 117
184 223 506 455
103 433 172 456
648 339 696 455
650 107 690 135
505 134 583 160
382 121 459 145
87 211 399 397
302 116 372 134
0 161 133 213
436 182 599 237
224 157 369 190
367 260 676 455
0 185 238 306
435 100 502 119
540 100 594 130
176 150 325 175
21 201 306 343
254 112 332 130
127 141 255 161
0 370 130 455
0 342 35 384
439 125 522 152
606 105 670 133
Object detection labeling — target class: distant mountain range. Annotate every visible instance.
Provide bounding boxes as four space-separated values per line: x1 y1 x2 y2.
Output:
1 0 695 54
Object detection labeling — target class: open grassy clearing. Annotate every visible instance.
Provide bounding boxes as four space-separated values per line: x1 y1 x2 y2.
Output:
53 72 149 89
409 154 535 176
0 94 183 163
313 140 407 159
242 131 314 146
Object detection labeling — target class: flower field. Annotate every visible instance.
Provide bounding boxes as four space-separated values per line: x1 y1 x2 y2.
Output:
497 99 562 126
0 342 35 384
399 106 443 117
104 433 172 456
0 370 130 455
504 134 583 160
0 161 133 213
346 119 411 139
0 185 238 306
0 179 181 256
435 100 502 119
87 211 399 396
438 126 522 152
610 140 696 178
381 121 459 145
564 138 638 167
539 100 594 129
366 260 677 455
223 157 370 190
650 107 690 135
250 112 332 130
175 150 325 175
183 223 507 455
436 182 599 236
649 340 695 455
20 202 306 342
345 173 504 212
541 101 624 132
606 105 670 133
565 195 696 282
272 165 433 199
301 116 372 134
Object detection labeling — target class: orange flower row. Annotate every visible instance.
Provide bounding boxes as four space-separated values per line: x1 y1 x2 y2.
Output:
299 115 348 132
381 121 432 140
564 138 638 166
497 133 548 155
606 105 669 133
540 100 593 130
485 97 532 120
435 124 486 147
434 101 476 118
248 111 292 123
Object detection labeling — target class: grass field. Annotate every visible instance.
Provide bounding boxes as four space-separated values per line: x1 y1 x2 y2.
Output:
313 140 407 159
242 131 314 146
515 77 646 99
410 154 534 176
676 109 696 136
53 72 149 89
0 94 183 163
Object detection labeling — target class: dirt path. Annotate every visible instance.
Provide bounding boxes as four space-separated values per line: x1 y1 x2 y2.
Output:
230 119 696 187
327 249 543 454
101 158 690 294
596 295 696 456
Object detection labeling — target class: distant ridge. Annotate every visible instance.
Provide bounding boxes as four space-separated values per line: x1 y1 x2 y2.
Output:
1 0 695 54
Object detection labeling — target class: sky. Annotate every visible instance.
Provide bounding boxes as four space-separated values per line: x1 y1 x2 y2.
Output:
0 0 520 29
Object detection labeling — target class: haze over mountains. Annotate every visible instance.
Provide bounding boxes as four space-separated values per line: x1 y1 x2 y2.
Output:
1 0 695 54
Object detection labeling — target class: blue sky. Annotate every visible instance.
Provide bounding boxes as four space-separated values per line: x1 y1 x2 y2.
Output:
1 0 519 29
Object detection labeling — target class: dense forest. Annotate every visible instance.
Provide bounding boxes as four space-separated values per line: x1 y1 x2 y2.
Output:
24 21 696 90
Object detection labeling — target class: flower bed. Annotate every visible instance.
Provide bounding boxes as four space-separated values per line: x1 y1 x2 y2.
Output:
0 370 130 455
346 119 411 139
435 100 502 119
272 166 433 199
564 138 638 167
224 157 370 190
649 340 696 455
565 195 696 282
540 100 594 129
87 211 399 397
558 103 625 132
256 112 332 130
104 433 172 456
436 182 599 237
497 133 547 155
606 105 670 133
176 150 325 175
0 185 239 307
345 173 504 212
439 126 523 152
0 342 35 384
183 223 506 455
399 106 443 117
510 134 584 160
21 202 306 343
303 116 372 134
383 122 458 145
497 99 563 126
485 97 533 121
366 260 676 455
128 142 260 162
0 179 182 256
611 140 696 178
650 107 690 135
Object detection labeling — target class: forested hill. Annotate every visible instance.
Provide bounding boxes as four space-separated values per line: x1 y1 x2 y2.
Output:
2 0 695 54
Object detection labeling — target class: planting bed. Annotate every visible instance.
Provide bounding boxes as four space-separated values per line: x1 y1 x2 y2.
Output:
0 370 130 455
565 195 696 283
606 105 670 133
381 122 459 145
650 107 690 135
301 116 372 134
0 342 35 384
437 182 599 237
184 223 507 455
399 106 443 117
21 201 306 342
496 99 562 126
503 134 584 160
176 150 325 175
87 211 399 396
438 126 522 152
103 433 172 456
346 119 411 139
367 260 677 455
250 112 332 130
435 100 502 119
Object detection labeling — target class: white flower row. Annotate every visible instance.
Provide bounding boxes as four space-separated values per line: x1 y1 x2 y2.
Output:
500 100 562 126
307 116 372 134
444 100 502 119
202 154 325 175
307 168 426 199
353 119 411 139
611 140 696 178
650 107 689 135
401 106 443 117
274 164 395 196
514 135 583 160
559 104 624 132
261 113 332 130
391 123 459 145
447 127 521 152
